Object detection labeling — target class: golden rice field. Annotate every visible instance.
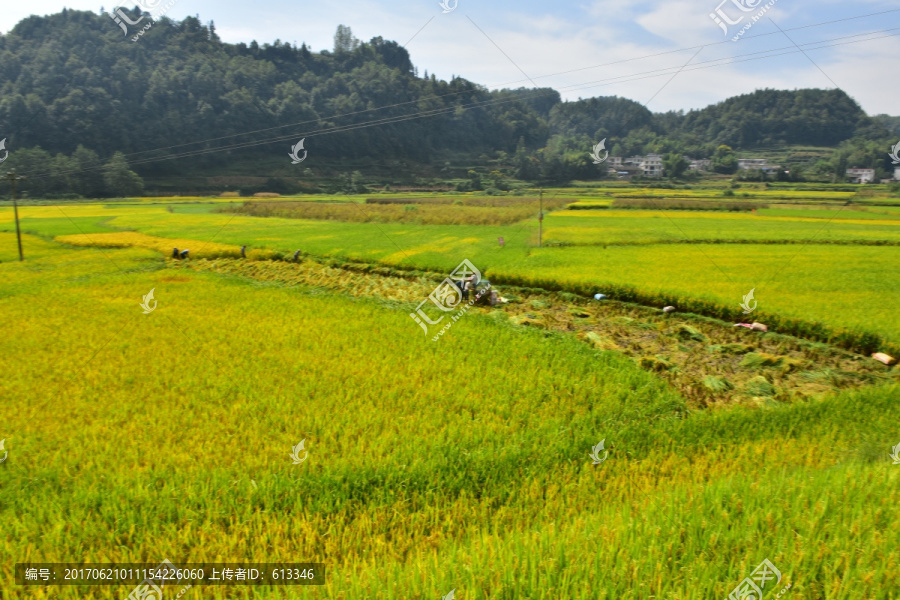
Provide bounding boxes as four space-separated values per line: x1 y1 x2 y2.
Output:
562 186 860 200
221 199 553 226
542 209 900 245
6 194 895 347
57 231 241 258
1 188 899 598
1 234 899 599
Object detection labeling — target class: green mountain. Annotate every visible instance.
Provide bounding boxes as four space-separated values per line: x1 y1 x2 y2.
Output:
669 88 886 148
0 9 894 195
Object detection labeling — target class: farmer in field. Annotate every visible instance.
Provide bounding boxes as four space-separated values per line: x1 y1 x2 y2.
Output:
464 275 476 302
455 278 466 301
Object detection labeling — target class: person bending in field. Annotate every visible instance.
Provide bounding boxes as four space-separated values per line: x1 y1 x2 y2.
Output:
458 279 468 301
464 277 475 302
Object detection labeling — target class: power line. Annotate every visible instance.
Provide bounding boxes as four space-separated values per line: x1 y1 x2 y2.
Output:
551 28 898 95
490 8 900 88
106 8 900 164
19 24 898 183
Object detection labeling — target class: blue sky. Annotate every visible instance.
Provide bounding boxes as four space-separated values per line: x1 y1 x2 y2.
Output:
2 0 898 115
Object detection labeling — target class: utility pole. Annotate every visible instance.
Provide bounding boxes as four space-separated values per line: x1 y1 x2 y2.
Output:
538 187 543 248
4 171 26 261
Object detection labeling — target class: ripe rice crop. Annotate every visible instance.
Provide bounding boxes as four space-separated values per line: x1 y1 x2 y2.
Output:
219 200 554 226
598 188 858 200
7 195 899 356
486 244 900 355
364 196 568 208
609 198 767 211
0 242 898 599
543 210 900 245
566 201 613 210
56 231 243 259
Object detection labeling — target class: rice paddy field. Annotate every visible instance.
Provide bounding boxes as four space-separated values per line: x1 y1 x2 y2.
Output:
1 187 899 599
5 190 899 343
543 209 900 244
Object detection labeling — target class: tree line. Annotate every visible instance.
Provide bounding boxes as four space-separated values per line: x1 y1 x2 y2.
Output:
0 147 143 198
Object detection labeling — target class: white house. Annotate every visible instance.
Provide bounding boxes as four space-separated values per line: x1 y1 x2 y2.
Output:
737 158 768 170
607 155 662 177
640 154 663 177
688 159 711 171
846 168 875 184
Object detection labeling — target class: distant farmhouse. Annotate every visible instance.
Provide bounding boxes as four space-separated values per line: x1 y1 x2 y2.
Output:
641 154 663 177
846 168 876 184
606 154 899 182
686 156 782 175
737 158 767 170
608 154 663 178
738 158 782 175
688 158 711 171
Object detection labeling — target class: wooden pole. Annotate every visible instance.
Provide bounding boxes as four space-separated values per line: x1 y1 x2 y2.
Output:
5 171 25 261
538 187 543 248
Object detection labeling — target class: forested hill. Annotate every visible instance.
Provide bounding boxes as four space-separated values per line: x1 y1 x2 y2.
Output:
0 10 554 170
668 89 886 148
0 9 892 180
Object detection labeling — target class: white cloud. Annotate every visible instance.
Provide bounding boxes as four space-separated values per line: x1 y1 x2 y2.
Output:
636 0 713 46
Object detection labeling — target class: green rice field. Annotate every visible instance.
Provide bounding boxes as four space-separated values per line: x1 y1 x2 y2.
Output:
3 191 898 344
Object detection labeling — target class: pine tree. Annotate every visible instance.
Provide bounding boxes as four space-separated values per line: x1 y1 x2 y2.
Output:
333 25 359 53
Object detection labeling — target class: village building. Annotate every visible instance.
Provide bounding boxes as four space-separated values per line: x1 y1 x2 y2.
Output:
846 168 876 184
607 154 662 177
640 154 663 177
688 158 711 171
737 158 768 170
607 154 790 178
